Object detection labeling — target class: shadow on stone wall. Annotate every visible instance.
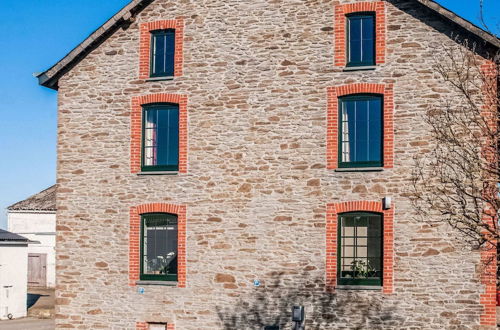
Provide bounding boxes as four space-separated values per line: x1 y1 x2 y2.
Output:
216 271 402 330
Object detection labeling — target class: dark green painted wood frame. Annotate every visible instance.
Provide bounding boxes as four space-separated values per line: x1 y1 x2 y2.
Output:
149 29 176 78
337 212 383 286
141 103 179 172
345 12 376 67
337 94 383 168
139 213 178 282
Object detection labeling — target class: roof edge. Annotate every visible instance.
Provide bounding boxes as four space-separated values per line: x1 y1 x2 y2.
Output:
38 0 153 90
38 0 499 90
7 185 56 212
416 0 500 48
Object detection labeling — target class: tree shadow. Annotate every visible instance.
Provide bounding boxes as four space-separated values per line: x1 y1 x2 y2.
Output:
216 270 402 329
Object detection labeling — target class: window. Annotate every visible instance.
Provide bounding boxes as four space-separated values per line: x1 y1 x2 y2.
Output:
150 29 175 77
140 213 178 281
149 323 167 330
338 212 382 286
142 104 179 172
346 13 375 67
339 95 382 168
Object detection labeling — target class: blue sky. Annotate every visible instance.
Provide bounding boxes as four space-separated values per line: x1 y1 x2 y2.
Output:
0 0 498 229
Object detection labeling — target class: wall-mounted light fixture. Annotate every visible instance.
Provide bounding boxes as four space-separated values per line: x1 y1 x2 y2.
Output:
383 196 392 210
292 306 305 330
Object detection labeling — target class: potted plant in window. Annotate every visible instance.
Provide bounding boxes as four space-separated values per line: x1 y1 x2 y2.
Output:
350 260 376 279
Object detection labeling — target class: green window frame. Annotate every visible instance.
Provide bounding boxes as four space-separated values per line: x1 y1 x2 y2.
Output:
150 29 175 77
346 13 375 67
338 94 383 168
337 212 383 286
140 213 178 282
141 103 179 172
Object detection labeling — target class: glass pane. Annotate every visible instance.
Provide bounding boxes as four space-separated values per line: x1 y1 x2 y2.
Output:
164 31 175 76
343 226 354 237
362 38 374 64
368 215 382 236
368 99 382 162
153 33 165 75
156 107 179 166
344 246 355 258
152 30 175 76
343 258 354 268
355 101 368 162
343 237 354 246
361 16 375 64
342 215 355 227
348 18 362 64
355 215 368 227
342 101 356 163
144 110 158 166
362 16 374 41
142 214 178 276
356 246 368 258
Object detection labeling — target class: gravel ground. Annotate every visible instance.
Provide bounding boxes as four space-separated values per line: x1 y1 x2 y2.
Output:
0 317 54 330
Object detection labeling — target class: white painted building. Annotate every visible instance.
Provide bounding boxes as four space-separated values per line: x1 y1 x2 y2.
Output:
7 185 56 288
0 229 29 320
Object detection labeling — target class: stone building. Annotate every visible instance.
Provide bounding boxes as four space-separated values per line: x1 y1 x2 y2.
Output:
37 0 499 329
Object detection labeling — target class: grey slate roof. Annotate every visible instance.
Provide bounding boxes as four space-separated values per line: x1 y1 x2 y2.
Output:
0 229 29 242
7 185 56 212
37 0 500 90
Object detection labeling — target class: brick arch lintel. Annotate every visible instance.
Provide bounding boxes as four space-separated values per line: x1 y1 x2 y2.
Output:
135 202 186 215
332 200 384 214
135 93 188 106
327 83 390 97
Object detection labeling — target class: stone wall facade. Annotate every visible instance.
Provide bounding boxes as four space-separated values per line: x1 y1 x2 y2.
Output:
54 0 497 328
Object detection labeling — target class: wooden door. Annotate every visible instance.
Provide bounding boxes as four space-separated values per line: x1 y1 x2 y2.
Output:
28 253 47 287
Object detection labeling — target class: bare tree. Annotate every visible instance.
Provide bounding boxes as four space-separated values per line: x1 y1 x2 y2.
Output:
410 19 500 293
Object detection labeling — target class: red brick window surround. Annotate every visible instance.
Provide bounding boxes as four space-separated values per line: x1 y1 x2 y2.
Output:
139 19 184 79
326 201 394 294
136 322 175 330
327 83 394 169
334 1 386 67
130 93 188 174
129 203 187 288
479 60 498 326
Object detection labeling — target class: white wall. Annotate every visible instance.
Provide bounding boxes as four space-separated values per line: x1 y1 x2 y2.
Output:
0 244 28 320
7 212 56 288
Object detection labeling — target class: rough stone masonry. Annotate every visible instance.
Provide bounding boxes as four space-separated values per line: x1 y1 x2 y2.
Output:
46 0 499 328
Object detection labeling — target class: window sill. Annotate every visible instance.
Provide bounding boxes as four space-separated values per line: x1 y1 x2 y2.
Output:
335 167 384 172
136 280 178 286
343 65 377 72
146 76 174 82
336 285 382 291
137 171 179 176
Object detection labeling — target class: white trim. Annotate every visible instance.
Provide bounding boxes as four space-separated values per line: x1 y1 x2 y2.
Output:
6 210 56 215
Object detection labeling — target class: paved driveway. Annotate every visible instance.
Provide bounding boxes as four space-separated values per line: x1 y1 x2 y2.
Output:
0 317 54 330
